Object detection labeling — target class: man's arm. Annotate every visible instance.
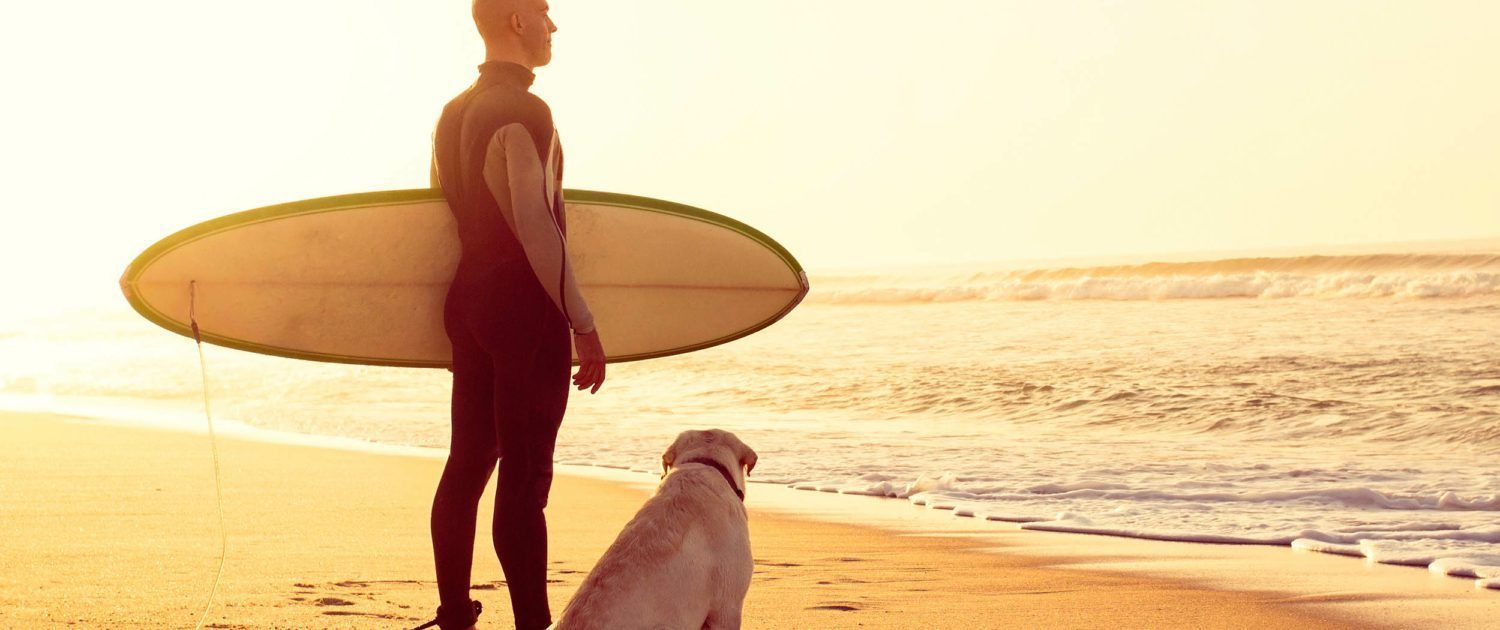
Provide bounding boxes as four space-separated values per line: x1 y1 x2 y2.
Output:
482 122 596 335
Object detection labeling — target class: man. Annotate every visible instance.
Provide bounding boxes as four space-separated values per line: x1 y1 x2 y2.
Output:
422 1 605 629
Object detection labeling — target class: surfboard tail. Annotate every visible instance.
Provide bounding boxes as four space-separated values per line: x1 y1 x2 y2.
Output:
118 270 135 304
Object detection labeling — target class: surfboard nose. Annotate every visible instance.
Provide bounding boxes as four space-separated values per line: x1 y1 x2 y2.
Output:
791 270 811 308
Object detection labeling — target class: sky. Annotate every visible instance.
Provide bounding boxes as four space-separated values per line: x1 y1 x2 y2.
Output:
3 1 1499 316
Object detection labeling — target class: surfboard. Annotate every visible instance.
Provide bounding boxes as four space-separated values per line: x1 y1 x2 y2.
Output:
119 189 809 368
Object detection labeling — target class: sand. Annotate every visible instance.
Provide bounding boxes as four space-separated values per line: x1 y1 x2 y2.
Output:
2 411 1493 628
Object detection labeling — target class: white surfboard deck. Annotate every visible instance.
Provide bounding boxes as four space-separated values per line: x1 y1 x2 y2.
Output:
120 189 809 368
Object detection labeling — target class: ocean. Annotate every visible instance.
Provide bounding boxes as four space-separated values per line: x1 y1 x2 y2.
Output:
3 250 1498 589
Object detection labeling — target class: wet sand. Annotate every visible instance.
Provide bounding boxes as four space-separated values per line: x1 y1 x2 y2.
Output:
2 411 1492 628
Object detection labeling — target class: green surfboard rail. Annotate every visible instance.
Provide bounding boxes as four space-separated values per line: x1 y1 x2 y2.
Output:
119 188 809 369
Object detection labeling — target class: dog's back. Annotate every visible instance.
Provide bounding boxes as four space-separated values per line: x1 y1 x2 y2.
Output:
555 468 751 629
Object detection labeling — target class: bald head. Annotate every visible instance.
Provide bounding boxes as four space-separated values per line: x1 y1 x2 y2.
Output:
472 0 521 44
473 0 557 68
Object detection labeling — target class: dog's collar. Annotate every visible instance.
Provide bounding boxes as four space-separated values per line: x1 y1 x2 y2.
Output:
677 457 745 501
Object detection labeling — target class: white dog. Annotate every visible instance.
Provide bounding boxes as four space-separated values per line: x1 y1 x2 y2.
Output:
551 429 757 630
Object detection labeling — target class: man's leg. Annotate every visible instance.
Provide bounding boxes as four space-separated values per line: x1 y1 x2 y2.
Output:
490 314 570 630
431 322 499 626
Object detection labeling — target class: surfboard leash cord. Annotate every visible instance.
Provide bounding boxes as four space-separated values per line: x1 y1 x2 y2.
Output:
188 280 229 630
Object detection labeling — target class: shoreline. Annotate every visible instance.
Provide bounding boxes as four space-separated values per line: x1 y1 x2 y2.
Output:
7 392 1496 589
2 409 1496 627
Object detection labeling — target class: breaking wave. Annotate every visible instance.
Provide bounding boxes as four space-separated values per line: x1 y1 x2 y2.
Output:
812 253 1500 303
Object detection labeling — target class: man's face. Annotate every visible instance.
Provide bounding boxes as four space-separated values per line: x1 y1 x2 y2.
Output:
520 0 558 67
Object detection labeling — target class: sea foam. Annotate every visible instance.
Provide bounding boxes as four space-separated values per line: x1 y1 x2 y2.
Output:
811 253 1500 303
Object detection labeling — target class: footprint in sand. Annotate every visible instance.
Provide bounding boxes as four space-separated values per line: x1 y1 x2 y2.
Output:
807 603 861 612
322 611 416 620
313 597 356 607
332 579 427 588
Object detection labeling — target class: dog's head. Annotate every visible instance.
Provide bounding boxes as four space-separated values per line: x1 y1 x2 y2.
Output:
660 429 758 494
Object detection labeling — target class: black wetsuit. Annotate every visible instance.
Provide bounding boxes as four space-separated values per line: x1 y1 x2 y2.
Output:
427 60 572 630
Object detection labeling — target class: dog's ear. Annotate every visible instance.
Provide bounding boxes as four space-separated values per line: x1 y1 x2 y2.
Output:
737 442 758 477
661 441 679 479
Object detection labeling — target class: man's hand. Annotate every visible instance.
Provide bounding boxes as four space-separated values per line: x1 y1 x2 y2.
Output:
572 329 606 394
